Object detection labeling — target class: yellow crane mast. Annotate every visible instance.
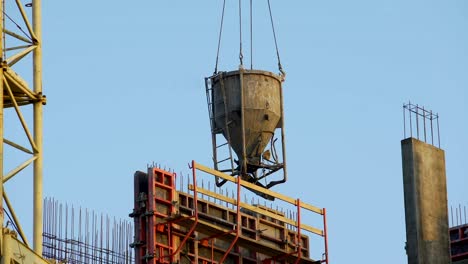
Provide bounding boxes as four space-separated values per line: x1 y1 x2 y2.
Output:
0 0 48 263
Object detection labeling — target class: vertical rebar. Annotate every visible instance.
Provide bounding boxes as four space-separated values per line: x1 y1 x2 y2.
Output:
71 206 74 262
42 199 46 257
201 179 205 200
465 206 467 225
42 199 133 264
430 110 434 145
79 207 82 263
85 210 88 262
409 103 413 138
423 106 426 142
437 114 441 148
106 216 110 263
416 104 419 140
100 214 103 264
460 204 463 227
403 104 406 138
65 203 68 260
451 206 454 227
51 198 54 258
60 202 62 260
180 172 183 193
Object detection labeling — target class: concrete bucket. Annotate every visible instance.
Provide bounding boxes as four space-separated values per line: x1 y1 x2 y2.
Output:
211 69 283 172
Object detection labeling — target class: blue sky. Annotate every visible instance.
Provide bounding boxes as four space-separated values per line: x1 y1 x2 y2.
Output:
5 1 467 263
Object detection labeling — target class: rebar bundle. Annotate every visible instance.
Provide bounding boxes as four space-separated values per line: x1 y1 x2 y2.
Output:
43 198 133 264
451 204 468 227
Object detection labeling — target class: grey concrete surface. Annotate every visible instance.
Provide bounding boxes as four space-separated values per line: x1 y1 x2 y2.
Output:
401 138 450 264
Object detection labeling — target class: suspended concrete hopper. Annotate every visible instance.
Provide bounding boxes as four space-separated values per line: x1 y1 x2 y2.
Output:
205 69 287 191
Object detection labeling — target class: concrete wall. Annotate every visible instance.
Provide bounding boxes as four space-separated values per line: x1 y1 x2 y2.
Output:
401 138 450 264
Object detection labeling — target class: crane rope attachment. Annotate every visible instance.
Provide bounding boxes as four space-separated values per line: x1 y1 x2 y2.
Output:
214 0 226 74
267 0 285 77
213 0 285 78
238 0 244 67
250 0 253 70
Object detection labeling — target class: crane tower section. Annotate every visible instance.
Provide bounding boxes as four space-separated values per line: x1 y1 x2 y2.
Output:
1 0 49 263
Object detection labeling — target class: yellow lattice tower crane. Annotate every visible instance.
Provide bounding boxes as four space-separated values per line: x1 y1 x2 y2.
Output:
0 0 48 263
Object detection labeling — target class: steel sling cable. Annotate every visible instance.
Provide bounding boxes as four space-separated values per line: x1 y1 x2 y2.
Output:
250 0 253 70
267 0 285 76
214 0 227 74
239 0 244 66
2 0 5 60
3 11 32 42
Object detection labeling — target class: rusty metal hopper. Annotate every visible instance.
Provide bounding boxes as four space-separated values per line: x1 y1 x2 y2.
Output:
211 69 283 169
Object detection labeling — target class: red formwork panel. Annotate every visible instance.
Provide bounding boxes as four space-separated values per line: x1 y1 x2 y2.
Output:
131 163 327 264
147 168 176 264
130 171 149 264
130 168 176 264
450 224 468 261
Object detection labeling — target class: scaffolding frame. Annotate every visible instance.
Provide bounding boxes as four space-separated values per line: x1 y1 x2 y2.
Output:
192 161 328 264
131 161 328 264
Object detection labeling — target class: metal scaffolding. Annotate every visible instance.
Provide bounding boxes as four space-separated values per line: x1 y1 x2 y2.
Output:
130 161 329 264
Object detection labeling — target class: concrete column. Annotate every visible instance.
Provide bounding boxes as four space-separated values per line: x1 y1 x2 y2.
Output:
401 138 450 264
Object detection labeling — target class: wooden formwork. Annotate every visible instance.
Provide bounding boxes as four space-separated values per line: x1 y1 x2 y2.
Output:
130 162 328 264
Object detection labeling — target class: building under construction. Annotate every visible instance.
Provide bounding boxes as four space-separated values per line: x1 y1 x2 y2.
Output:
401 104 468 264
0 1 466 264
450 206 468 264
129 163 328 264
0 0 330 263
127 3 327 262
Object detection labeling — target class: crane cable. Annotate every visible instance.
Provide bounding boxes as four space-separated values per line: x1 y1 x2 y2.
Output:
238 0 244 66
2 0 5 60
214 0 226 74
214 0 284 76
250 0 253 70
267 0 285 77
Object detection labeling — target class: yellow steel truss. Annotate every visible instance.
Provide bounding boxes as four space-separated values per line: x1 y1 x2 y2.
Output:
0 0 48 262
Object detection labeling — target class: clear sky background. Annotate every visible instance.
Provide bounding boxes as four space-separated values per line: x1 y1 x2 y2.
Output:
5 1 467 263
